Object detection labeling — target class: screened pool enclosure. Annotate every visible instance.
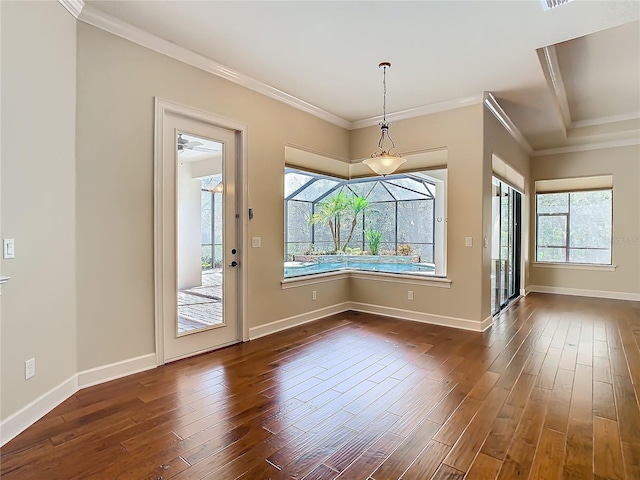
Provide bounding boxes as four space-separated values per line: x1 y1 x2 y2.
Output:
285 167 443 278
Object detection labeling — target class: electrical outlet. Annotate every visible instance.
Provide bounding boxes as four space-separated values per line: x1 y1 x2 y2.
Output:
25 358 35 379
312 290 317 301
408 290 414 300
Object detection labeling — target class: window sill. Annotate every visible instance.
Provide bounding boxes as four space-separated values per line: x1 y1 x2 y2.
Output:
282 269 451 289
281 270 351 289
532 262 617 272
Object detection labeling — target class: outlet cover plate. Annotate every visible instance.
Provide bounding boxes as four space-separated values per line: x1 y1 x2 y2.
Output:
25 358 35 379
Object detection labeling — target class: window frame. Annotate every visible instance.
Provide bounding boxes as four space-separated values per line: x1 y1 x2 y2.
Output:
535 188 613 265
284 167 446 278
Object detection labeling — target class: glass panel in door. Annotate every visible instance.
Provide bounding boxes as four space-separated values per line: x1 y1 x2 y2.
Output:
499 185 512 306
491 179 500 314
491 178 522 315
177 135 225 335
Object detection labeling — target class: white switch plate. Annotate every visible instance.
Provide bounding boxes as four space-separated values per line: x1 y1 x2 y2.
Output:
407 290 414 300
465 236 473 247
3 239 15 259
312 290 317 301
251 237 261 248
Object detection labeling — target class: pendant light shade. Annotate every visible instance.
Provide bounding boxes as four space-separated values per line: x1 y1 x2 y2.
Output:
364 62 407 176
363 152 407 176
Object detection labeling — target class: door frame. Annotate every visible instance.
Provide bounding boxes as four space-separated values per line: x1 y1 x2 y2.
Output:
153 97 249 365
491 176 523 315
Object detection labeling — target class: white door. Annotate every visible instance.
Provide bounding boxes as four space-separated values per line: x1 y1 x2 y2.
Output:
158 111 241 362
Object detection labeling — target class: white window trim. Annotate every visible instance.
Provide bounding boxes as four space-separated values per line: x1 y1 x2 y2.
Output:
282 269 451 289
532 262 617 272
534 186 613 267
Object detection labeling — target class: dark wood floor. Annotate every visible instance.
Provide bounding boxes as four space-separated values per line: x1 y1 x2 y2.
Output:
2 293 640 479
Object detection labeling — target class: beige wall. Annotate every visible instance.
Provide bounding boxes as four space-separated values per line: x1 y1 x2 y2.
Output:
349 105 487 323
75 24 351 370
1 1 77 419
529 145 640 295
482 108 531 318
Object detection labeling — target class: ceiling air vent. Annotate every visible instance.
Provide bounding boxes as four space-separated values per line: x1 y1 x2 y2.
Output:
541 0 573 10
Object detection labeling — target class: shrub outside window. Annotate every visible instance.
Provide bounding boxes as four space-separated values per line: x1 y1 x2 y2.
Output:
536 189 612 265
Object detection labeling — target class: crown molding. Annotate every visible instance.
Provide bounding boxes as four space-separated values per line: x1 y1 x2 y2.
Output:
541 45 571 129
58 0 84 19
570 111 640 129
350 94 484 130
77 6 351 129
532 137 640 156
483 92 534 155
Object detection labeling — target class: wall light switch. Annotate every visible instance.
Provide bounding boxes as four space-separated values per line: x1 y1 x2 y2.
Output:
465 236 473 247
484 236 489 248
3 239 15 259
251 237 261 248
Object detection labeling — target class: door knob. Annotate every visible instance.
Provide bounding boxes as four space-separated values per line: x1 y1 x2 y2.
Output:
229 261 238 267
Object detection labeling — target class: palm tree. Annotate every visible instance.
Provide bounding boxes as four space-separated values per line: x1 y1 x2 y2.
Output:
309 191 350 252
342 196 369 251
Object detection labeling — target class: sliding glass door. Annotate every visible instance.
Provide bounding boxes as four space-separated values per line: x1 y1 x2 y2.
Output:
491 178 522 315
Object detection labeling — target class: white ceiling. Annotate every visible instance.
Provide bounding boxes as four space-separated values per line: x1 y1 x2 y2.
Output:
556 20 640 122
85 0 640 152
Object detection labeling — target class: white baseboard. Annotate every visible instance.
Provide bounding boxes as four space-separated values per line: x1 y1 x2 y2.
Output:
77 353 156 389
527 285 640 302
249 302 351 340
1 374 78 447
1 353 157 447
482 315 495 331
349 302 490 332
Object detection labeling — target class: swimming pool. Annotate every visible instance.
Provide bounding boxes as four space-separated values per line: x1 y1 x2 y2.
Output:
284 261 435 277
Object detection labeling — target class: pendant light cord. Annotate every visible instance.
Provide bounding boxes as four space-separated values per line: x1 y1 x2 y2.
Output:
378 63 396 152
382 64 387 123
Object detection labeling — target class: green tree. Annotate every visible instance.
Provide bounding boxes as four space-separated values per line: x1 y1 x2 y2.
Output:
309 192 369 252
343 196 369 251
309 191 350 252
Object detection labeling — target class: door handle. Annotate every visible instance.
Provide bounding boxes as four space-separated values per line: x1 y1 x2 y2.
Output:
229 261 238 267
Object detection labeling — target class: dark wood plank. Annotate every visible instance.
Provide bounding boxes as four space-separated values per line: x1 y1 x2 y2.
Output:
543 367 574 434
562 419 593 479
465 452 502 479
443 386 509 471
370 420 440 479
622 441 640 480
431 463 465 479
594 416 625 480
497 440 536 480
399 440 450 479
528 428 565 480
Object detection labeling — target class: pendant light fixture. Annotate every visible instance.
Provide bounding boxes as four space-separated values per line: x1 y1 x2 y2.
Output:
362 62 407 176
